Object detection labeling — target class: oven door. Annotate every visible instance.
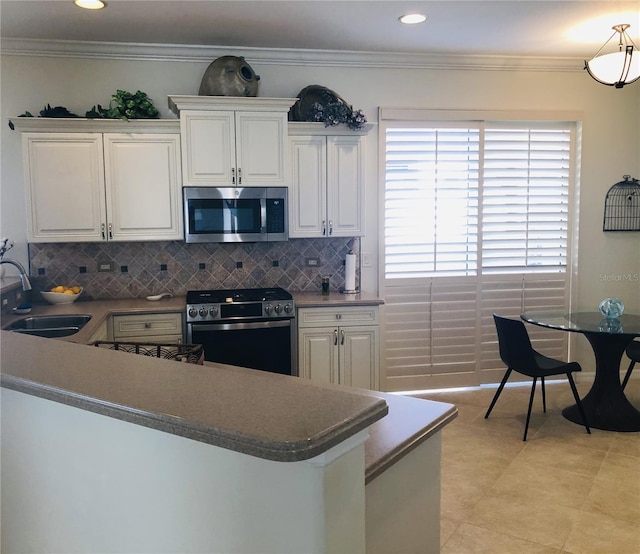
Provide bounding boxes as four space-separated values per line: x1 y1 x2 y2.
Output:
187 319 296 376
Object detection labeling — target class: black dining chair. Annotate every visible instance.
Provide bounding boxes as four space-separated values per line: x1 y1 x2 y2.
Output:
622 339 640 390
485 314 591 441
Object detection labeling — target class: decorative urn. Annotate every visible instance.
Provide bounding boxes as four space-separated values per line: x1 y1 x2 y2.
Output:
199 56 260 97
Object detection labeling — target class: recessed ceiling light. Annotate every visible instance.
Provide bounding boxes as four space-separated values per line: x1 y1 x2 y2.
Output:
74 0 106 9
399 13 427 25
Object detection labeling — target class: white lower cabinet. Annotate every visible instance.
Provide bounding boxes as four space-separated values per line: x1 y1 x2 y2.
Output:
298 306 379 389
111 312 184 344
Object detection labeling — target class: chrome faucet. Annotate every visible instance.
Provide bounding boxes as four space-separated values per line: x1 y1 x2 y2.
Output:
0 259 32 291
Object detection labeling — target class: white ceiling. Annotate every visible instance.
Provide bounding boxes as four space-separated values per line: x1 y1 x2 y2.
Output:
1 0 639 60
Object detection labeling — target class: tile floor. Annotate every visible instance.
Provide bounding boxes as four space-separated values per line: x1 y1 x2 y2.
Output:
415 377 640 554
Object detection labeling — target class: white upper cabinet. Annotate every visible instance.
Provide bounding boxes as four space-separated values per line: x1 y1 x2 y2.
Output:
168 96 297 188
18 120 183 243
289 135 327 237
288 123 372 238
103 133 183 241
23 133 106 242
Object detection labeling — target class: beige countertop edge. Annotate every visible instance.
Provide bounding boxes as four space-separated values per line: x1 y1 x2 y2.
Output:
363 392 458 484
1 295 459 477
0 372 388 463
0 331 389 463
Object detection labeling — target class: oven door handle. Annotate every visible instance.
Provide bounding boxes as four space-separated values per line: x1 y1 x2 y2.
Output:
190 320 292 332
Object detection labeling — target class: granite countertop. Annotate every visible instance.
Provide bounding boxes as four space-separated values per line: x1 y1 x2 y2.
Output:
1 330 389 462
0 296 187 344
0 291 385 344
293 291 384 307
1 293 456 480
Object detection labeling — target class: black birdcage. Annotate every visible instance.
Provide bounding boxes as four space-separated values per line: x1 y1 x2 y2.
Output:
603 175 640 231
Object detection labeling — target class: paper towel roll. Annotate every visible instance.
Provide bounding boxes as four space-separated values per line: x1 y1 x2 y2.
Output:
344 252 356 292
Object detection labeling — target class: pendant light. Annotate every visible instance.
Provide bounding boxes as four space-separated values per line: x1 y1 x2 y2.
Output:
585 24 640 88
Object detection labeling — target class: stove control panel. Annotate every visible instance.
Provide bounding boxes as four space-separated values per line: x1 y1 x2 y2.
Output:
186 301 295 322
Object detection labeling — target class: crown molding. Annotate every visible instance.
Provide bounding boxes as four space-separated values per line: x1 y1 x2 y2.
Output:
0 37 585 73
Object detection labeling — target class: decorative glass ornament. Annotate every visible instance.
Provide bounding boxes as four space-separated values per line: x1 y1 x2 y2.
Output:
598 297 625 318
599 318 623 333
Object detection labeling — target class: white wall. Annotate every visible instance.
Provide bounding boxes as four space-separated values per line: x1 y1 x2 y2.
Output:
2 388 368 553
1 46 639 316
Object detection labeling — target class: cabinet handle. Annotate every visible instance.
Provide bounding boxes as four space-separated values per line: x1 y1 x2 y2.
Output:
341 329 345 345
101 223 106 240
322 220 327 236
231 167 236 185
329 220 333 235
238 167 242 185
108 223 113 240
333 329 338 345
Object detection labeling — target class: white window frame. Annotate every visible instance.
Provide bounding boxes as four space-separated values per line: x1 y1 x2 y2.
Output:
378 108 582 392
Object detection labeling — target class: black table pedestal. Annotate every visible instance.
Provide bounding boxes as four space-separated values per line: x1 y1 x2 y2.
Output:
562 333 640 432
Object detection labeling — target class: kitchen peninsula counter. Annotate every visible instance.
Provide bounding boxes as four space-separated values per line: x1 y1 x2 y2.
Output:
1 295 454 478
1 330 388 462
2 300 455 552
1 294 456 479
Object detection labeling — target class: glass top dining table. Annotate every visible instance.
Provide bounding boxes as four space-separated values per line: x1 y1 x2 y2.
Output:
521 311 640 432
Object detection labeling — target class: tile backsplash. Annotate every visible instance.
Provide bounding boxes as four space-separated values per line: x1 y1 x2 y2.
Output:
29 238 360 300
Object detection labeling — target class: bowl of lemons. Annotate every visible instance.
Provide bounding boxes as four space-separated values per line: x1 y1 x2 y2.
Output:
41 285 83 304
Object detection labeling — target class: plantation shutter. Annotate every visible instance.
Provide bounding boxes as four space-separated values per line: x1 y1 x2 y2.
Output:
482 124 571 273
381 116 576 392
385 125 480 278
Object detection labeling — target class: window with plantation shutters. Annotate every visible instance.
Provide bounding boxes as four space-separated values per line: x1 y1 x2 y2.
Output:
482 125 571 274
385 126 480 278
380 111 578 392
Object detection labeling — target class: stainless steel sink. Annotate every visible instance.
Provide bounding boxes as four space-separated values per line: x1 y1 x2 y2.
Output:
4 314 92 338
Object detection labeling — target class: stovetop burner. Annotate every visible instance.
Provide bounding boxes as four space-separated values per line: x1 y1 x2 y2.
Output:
186 287 292 305
186 287 295 323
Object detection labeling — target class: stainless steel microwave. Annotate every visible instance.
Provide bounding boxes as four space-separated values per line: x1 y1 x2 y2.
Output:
183 187 288 243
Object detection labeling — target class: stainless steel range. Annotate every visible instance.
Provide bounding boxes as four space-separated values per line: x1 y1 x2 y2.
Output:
186 287 296 376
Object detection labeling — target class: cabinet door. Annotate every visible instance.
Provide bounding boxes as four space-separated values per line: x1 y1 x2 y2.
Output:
23 133 106 242
104 134 183 241
340 326 379 389
298 327 338 384
111 312 184 342
327 136 364 237
297 306 379 328
289 136 327 237
180 111 235 186
235 111 288 186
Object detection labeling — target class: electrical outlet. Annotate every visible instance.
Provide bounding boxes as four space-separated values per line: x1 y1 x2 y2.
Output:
98 261 114 272
362 253 372 268
305 257 320 267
